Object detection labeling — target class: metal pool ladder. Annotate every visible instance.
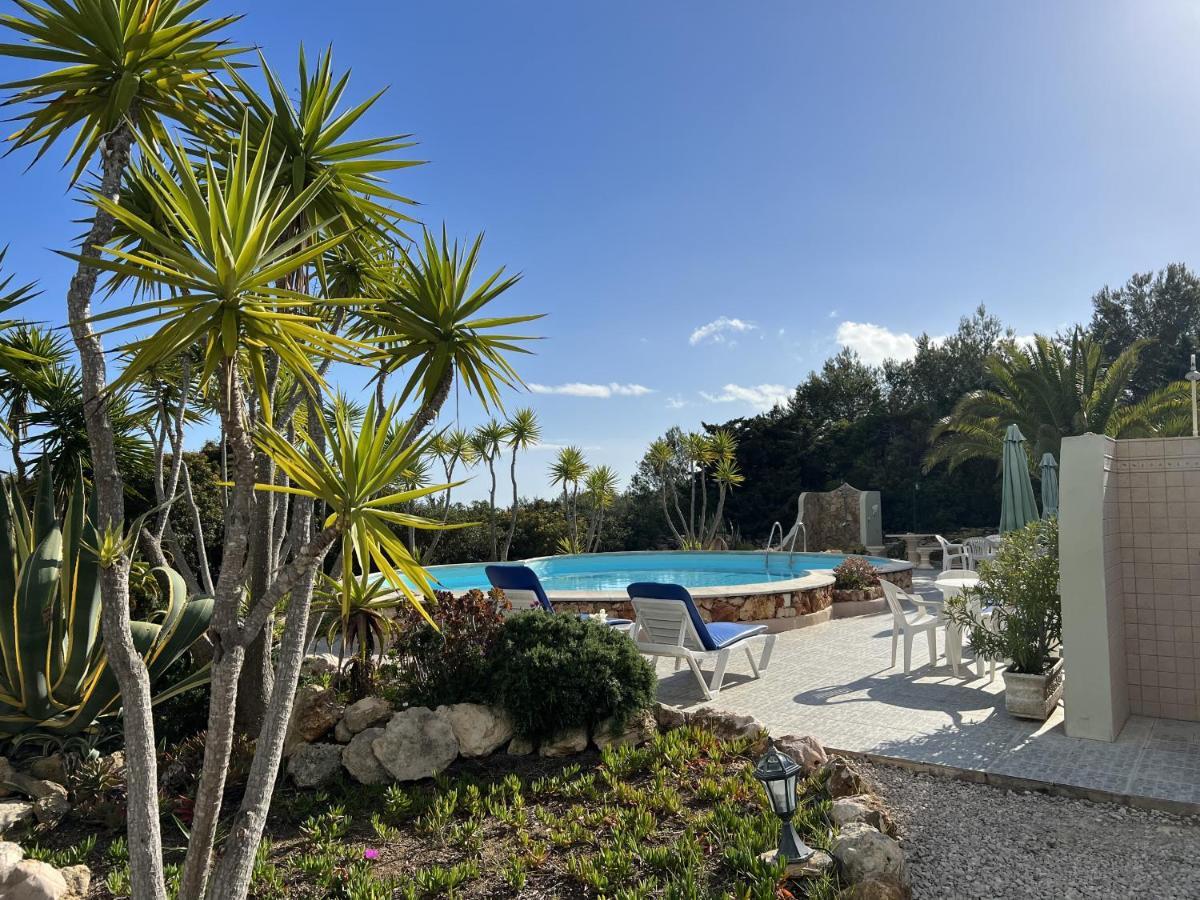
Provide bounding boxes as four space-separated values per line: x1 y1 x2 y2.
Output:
764 521 805 569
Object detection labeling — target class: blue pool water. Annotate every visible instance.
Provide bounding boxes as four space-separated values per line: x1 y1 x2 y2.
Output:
424 551 897 594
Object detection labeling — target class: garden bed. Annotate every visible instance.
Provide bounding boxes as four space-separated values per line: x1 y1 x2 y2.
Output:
15 727 845 899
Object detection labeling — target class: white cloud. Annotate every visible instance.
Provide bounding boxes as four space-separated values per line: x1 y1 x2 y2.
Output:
689 316 757 346
835 321 920 365
528 382 653 398
700 383 791 411
665 395 688 410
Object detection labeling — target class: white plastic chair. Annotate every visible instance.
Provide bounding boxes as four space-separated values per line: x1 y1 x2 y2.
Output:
934 535 972 572
963 537 995 567
627 583 776 700
880 580 941 674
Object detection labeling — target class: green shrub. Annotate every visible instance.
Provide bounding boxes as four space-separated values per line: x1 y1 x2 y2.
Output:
386 589 504 707
488 613 655 742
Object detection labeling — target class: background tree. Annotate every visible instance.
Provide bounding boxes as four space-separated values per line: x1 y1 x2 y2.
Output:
500 407 540 560
471 419 509 560
1088 263 1200 401
926 330 1189 471
549 445 589 552
582 464 619 552
423 428 475 562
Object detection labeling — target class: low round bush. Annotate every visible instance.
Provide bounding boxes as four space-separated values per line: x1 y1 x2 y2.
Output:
488 613 656 743
832 556 879 591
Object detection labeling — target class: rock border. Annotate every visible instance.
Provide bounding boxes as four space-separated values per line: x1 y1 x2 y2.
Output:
656 702 912 898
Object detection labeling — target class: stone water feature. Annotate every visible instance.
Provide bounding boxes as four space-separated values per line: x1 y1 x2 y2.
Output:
799 483 884 554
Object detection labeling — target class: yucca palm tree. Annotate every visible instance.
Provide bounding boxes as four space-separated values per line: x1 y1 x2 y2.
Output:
582 464 620 553
0 247 43 383
925 331 1190 472
212 395 450 896
500 407 540 560
549 445 589 553
471 419 510 560
1 4 243 893
356 228 541 441
646 428 742 549
0 323 66 480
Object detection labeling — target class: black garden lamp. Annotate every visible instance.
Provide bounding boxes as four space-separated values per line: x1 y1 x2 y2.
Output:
753 743 814 863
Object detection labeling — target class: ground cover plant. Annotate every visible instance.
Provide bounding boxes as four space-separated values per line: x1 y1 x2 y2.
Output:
13 725 841 899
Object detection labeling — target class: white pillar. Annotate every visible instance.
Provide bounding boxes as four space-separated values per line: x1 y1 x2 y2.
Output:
1060 433 1127 741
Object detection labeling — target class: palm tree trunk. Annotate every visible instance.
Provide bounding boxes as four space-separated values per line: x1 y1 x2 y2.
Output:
178 360 257 900
501 447 519 560
706 483 728 546
65 114 167 900
487 456 498 560
698 469 709 547
401 368 453 448
659 484 684 546
688 465 696 544
424 457 457 562
591 506 606 553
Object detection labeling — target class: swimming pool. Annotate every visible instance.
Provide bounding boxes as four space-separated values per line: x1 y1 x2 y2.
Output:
426 550 899 593
424 551 913 629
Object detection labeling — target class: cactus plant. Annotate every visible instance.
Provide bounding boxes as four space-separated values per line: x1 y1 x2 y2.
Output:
0 470 213 738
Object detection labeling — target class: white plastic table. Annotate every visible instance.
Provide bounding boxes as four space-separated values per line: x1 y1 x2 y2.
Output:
934 572 981 677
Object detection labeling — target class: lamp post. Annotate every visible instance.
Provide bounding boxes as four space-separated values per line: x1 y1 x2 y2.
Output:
753 744 814 864
1187 354 1200 438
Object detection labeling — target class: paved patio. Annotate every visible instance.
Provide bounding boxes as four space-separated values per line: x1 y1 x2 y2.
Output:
653 573 1200 812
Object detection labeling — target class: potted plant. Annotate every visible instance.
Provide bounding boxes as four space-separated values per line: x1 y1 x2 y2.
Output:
945 517 1062 720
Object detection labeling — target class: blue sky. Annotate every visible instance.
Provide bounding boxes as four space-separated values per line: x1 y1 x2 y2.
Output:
4 1 1200 500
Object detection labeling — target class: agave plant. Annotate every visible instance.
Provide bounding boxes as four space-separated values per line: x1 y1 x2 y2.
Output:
0 471 212 738
311 573 401 699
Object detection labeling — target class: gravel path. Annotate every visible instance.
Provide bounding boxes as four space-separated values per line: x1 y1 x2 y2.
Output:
859 761 1200 899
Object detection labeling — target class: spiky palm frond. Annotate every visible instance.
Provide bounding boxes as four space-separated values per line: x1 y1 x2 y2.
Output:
0 0 243 182
213 47 420 245
254 396 454 628
71 123 366 415
357 228 542 413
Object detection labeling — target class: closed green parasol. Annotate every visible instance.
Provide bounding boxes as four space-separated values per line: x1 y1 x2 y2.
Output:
1000 424 1040 533
1040 452 1059 518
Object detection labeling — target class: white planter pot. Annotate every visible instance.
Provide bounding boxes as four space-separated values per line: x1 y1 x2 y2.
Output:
1002 656 1063 720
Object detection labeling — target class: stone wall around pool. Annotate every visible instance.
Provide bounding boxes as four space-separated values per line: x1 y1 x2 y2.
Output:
549 564 912 633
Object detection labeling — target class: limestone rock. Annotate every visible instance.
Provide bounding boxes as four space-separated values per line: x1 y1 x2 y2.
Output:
775 734 828 774
334 718 354 743
288 742 344 789
59 864 91 899
831 795 893 834
0 758 66 800
821 757 868 798
342 697 394 734
373 708 458 781
691 707 768 743
33 792 70 827
2 859 68 899
593 709 657 750
539 726 588 758
0 841 24 883
0 800 34 833
653 702 689 731
843 875 912 900
440 703 514 757
342 728 392 785
831 822 907 885
507 735 534 756
284 685 344 756
25 755 65 785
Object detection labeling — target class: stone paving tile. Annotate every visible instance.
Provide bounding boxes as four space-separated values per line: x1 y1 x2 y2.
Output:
650 571 1200 808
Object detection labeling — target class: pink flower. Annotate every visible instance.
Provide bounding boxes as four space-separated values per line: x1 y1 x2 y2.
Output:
363 848 380 861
